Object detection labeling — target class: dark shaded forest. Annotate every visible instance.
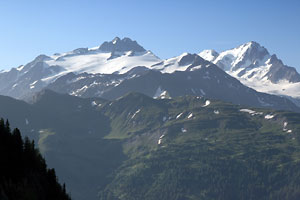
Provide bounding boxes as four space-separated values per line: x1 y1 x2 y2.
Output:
0 118 71 200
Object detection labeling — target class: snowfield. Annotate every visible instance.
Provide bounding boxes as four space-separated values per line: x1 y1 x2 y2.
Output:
46 50 161 75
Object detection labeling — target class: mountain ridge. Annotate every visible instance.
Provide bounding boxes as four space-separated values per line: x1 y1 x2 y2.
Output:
1 37 299 110
199 41 300 102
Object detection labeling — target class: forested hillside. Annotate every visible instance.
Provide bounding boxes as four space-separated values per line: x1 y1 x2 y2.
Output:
0 119 71 200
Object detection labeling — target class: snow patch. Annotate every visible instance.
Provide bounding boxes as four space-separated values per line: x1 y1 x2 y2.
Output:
70 85 89 96
264 114 274 119
240 109 263 116
131 109 141 119
153 86 170 99
190 65 202 71
283 122 288 131
17 65 24 71
29 80 38 89
158 134 165 145
187 113 193 119
176 113 183 119
91 101 97 107
282 122 292 133
202 100 211 107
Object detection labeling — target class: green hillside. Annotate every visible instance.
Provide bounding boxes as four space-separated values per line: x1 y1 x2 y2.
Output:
98 94 300 200
1 91 300 200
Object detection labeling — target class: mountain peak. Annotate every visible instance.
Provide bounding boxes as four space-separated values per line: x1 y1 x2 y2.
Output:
247 40 260 46
99 37 146 53
112 37 121 44
214 41 270 71
241 41 269 56
178 53 202 66
199 49 219 62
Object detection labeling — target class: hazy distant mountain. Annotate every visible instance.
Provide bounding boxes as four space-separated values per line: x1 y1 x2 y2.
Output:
199 41 300 106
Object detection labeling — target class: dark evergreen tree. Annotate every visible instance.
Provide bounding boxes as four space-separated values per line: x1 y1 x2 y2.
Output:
0 118 71 200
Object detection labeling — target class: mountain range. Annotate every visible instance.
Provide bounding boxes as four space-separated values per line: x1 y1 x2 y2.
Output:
0 37 299 111
1 37 300 199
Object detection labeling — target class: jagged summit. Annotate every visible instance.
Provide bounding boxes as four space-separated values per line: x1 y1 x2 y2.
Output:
199 41 300 83
237 41 269 61
211 41 269 71
199 41 300 102
99 37 146 53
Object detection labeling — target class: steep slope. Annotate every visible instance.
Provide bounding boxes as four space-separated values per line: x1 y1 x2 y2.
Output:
0 119 71 200
0 91 125 200
199 41 300 104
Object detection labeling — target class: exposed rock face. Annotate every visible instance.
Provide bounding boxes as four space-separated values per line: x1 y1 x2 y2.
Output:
99 37 146 53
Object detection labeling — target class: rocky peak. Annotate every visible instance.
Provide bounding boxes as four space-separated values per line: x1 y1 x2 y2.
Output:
99 37 146 53
243 41 269 60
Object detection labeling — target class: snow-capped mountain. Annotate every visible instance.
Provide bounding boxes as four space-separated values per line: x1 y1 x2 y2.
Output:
0 37 161 99
1 37 299 111
45 55 300 112
151 53 212 73
199 42 300 103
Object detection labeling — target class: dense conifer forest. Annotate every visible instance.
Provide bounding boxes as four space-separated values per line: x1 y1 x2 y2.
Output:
0 118 71 200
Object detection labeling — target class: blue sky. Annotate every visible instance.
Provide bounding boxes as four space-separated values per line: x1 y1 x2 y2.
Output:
0 0 299 71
